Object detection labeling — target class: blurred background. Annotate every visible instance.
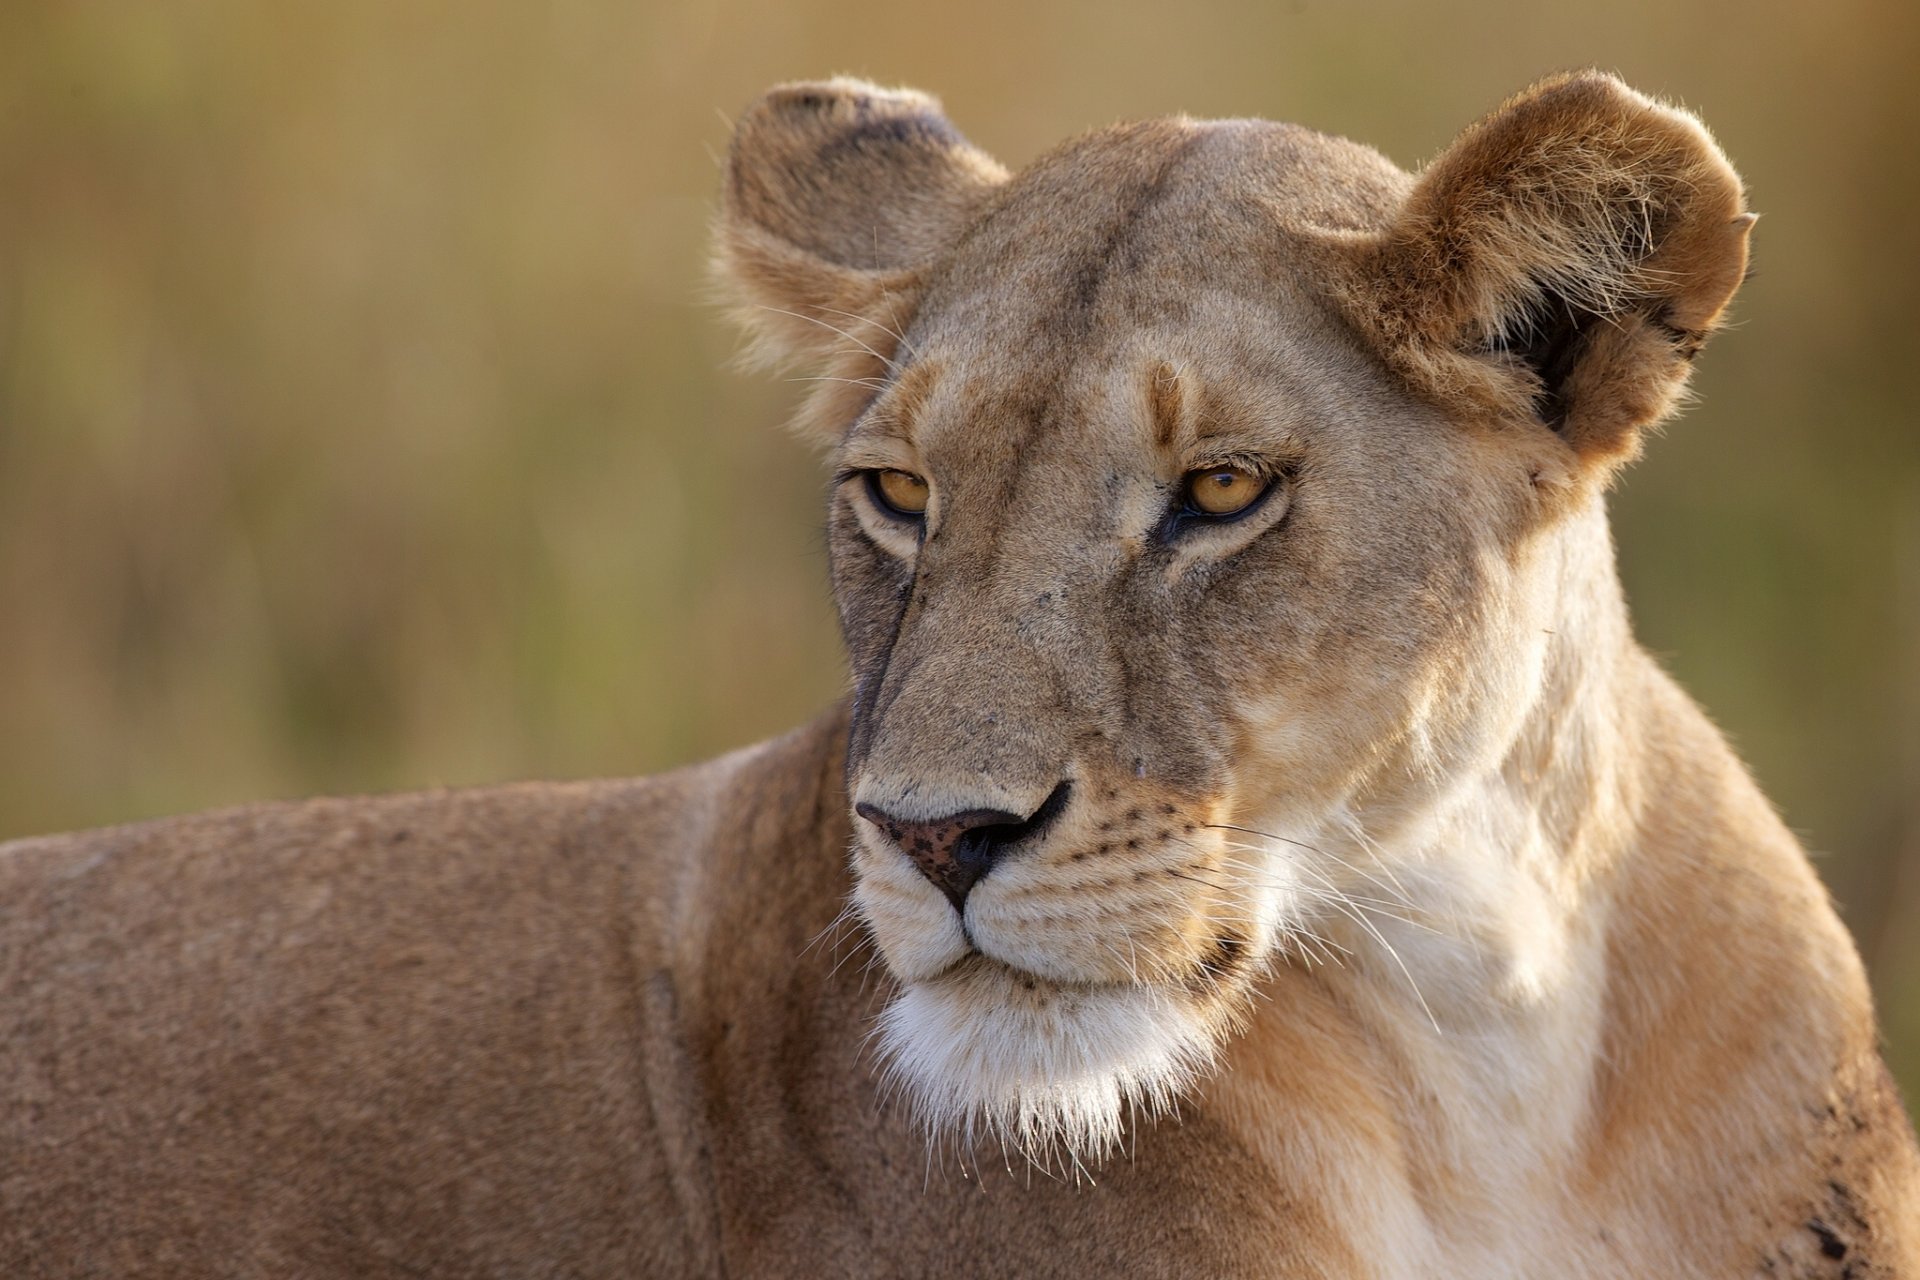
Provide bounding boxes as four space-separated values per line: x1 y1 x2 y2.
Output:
2 1 1915 1093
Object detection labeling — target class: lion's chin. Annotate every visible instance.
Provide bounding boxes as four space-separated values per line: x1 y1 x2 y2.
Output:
875 956 1227 1169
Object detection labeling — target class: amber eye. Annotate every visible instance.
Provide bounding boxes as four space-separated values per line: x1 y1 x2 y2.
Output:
1182 466 1267 518
868 469 930 518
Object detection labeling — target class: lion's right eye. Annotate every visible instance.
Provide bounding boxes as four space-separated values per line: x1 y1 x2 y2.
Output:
867 469 930 519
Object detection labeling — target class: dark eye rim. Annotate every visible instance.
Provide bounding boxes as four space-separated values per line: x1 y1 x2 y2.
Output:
859 468 929 522
1163 467 1286 537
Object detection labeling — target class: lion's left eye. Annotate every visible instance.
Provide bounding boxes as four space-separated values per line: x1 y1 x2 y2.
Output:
1180 466 1267 518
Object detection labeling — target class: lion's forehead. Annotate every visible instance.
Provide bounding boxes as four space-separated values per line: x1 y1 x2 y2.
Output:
876 122 1417 476
914 118 1409 341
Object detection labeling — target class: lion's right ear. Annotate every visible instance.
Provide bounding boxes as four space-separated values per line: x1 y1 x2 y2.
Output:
714 79 1006 439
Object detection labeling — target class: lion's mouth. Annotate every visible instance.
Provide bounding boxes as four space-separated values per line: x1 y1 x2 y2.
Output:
946 928 1251 999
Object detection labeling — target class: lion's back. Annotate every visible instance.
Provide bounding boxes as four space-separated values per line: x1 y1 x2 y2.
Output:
0 770 728 1275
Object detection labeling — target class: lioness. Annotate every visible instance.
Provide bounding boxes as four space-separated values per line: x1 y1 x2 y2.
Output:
4 70 1916 1277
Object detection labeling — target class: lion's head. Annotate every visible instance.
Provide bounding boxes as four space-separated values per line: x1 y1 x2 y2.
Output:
715 73 1750 1163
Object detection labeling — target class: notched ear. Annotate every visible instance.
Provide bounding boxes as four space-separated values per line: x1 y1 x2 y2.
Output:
1344 71 1754 476
713 78 1006 442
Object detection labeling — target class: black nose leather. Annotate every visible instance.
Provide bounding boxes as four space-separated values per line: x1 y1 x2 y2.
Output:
856 783 1071 910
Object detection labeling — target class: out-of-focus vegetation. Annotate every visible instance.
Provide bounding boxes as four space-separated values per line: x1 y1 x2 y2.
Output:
2 1 1915 1091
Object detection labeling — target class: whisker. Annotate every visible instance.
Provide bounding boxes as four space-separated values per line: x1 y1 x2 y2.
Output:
786 374 889 391
754 304 903 374
799 901 857 959
815 302 920 363
1205 822 1412 905
1328 813 1416 905
1318 891 1442 1033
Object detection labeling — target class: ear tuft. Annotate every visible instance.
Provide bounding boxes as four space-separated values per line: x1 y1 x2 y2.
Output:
712 79 1005 443
1346 71 1753 473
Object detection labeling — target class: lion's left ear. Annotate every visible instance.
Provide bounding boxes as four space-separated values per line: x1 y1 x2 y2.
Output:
1344 71 1754 474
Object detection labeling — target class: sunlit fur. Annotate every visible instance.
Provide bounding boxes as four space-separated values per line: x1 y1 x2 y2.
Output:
711 69 1920 1270
728 74 1734 1168
5 73 1916 1279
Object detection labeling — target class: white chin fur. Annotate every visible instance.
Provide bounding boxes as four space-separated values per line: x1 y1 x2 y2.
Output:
876 963 1221 1168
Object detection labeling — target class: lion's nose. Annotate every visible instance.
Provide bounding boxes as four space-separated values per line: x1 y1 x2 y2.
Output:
855 782 1071 911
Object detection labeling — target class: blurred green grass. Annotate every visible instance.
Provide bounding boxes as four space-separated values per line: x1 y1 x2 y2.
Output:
2 0 1916 1096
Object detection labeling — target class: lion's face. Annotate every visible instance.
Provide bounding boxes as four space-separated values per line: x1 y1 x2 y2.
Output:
828 140 1542 1157
718 77 1750 1161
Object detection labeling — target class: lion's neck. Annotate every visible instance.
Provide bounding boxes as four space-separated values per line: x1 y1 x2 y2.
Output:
1220 508 1665 1266
1211 510 1879 1275
1319 502 1647 1012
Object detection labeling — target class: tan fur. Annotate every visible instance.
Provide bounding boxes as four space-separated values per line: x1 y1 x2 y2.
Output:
5 73 1917 1276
